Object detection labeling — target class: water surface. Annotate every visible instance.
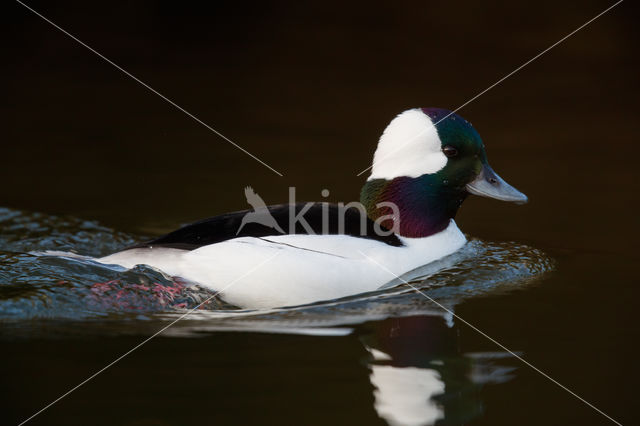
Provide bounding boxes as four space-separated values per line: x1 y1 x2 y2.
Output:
1 207 552 426
3 1 638 425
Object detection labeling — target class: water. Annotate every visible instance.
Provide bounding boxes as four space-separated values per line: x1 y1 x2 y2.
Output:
0 207 552 329
1 207 552 425
4 1 638 424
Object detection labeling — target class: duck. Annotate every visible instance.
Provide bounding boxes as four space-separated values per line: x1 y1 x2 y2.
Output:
97 108 527 309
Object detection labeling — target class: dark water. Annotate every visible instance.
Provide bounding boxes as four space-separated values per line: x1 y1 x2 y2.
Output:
1 207 555 426
3 1 639 425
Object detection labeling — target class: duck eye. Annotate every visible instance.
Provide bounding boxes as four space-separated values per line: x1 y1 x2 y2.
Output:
442 145 458 158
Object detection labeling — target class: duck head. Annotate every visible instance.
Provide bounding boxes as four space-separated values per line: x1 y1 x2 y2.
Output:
360 108 527 238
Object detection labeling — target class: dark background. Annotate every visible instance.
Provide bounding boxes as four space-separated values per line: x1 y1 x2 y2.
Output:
5 1 638 246
2 1 639 425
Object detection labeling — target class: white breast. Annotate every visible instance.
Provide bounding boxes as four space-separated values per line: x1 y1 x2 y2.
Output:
97 221 466 309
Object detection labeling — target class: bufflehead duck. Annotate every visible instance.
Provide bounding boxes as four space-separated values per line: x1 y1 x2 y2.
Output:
98 108 527 309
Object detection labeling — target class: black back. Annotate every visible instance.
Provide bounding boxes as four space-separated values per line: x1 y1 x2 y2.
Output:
128 203 403 250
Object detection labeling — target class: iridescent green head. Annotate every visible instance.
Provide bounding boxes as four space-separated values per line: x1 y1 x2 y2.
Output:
361 108 527 238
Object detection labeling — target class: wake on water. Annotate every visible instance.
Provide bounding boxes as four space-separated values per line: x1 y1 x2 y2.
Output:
0 207 553 336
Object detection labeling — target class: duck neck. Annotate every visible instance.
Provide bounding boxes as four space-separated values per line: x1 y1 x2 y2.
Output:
360 176 466 238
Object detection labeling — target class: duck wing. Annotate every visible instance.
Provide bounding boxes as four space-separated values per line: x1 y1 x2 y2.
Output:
126 203 403 251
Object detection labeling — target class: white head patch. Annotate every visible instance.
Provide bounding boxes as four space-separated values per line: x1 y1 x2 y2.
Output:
368 109 447 181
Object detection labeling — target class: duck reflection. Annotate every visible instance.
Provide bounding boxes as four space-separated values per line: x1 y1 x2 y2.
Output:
362 314 515 426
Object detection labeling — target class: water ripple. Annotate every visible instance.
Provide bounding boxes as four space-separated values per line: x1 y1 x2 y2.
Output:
0 207 553 335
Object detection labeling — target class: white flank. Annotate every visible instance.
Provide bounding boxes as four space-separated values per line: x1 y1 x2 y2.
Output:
95 221 466 309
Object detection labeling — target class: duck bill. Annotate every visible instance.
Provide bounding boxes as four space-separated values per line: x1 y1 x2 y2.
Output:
466 164 528 204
